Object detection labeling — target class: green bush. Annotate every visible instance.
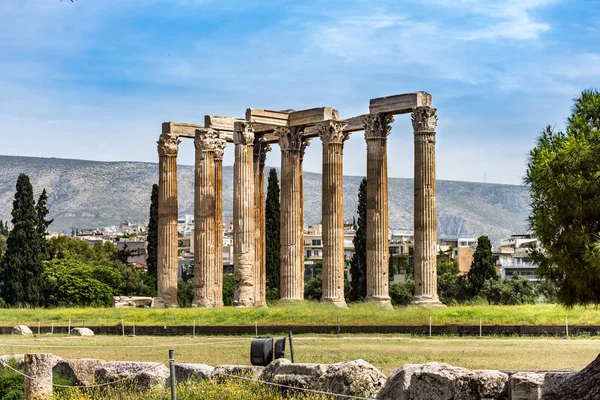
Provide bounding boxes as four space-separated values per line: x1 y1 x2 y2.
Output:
222 274 235 306
0 368 23 400
480 274 537 305
390 280 414 306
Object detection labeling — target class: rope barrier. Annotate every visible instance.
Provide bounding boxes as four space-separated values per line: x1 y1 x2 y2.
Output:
294 339 351 362
0 338 253 349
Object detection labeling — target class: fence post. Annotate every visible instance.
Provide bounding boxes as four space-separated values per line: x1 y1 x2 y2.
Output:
133 321 136 337
566 316 569 338
51 320 54 335
288 331 295 363
193 321 196 338
122 319 125 336
37 321 40 336
479 318 482 338
169 349 177 400
24 353 53 400
68 318 71 335
429 316 432 338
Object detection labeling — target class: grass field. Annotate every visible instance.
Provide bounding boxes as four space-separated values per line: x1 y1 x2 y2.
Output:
0 334 596 375
0 303 599 328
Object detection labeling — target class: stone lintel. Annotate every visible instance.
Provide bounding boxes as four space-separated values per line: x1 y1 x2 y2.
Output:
245 109 291 127
163 120 237 142
162 122 204 138
369 92 432 115
288 107 339 127
204 115 244 133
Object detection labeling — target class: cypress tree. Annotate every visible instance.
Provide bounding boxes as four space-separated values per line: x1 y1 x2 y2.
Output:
265 168 280 300
0 174 45 306
146 184 159 287
467 235 497 297
349 177 367 301
35 189 53 257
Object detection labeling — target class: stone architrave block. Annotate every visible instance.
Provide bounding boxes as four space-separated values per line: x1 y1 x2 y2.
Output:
509 372 544 400
95 361 170 389
174 363 215 382
12 325 33 335
53 358 107 386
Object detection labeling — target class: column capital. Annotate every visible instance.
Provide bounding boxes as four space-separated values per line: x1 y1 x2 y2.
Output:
213 138 227 161
157 132 180 157
253 136 271 167
317 120 349 145
411 107 438 133
233 121 255 145
194 128 219 152
275 126 305 151
363 113 394 140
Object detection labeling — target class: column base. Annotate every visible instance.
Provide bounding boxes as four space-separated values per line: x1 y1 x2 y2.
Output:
192 300 215 309
411 296 445 307
365 296 393 310
233 299 256 308
320 297 348 308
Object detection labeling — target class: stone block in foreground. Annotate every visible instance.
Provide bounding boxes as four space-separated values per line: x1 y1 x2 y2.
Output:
95 361 169 389
174 363 215 382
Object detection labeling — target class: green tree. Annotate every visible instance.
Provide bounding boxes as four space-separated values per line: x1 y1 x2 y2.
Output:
35 189 53 257
0 235 6 258
389 280 415 306
349 178 367 301
304 261 323 300
0 174 45 306
265 168 280 300
467 236 497 297
146 184 159 289
525 89 600 306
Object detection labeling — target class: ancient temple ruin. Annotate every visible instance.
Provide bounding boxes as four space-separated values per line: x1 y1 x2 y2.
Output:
156 92 440 308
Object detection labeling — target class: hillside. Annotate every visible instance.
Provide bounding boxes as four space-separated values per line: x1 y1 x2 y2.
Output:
0 155 530 243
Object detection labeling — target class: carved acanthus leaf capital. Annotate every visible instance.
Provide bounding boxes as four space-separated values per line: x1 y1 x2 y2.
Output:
411 107 437 132
363 113 394 140
194 128 219 152
317 120 349 145
276 126 305 151
157 132 180 157
300 137 310 162
233 121 254 145
213 138 227 161
253 136 271 166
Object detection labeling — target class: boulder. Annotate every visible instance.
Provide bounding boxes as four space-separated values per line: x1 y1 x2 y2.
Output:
540 371 576 399
377 362 508 400
174 363 214 382
70 327 95 337
318 359 386 400
211 365 264 382
508 372 544 400
11 325 33 335
95 361 169 389
0 354 25 369
262 359 329 391
113 296 154 308
53 359 106 386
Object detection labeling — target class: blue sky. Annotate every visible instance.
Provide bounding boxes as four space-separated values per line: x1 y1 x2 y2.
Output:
1 0 599 185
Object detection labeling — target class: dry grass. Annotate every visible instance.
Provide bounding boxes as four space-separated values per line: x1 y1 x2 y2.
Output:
0 334 597 376
1 303 600 328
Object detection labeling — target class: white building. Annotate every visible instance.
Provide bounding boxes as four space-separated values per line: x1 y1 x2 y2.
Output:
495 234 541 281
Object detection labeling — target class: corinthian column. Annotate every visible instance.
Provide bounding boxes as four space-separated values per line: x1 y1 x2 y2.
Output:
276 127 307 301
157 131 180 307
253 136 270 307
363 114 393 308
193 129 218 308
233 121 256 307
318 121 348 307
213 138 226 307
412 107 441 305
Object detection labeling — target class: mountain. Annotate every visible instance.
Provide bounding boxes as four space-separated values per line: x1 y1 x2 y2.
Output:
0 155 530 243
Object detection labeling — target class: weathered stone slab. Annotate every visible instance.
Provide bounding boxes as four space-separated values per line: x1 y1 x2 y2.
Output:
261 359 329 391
318 359 386 400
24 353 53 400
12 325 33 335
161 121 203 138
369 92 432 115
246 108 291 127
53 358 106 386
540 371 576 398
211 365 264 382
113 296 153 308
174 363 214 382
95 361 169 389
288 107 338 127
377 362 508 400
70 327 94 336
509 372 544 400
204 115 243 133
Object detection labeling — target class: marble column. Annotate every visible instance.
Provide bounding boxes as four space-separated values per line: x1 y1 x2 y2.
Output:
412 106 441 305
193 129 218 308
213 138 226 307
363 114 393 308
253 136 270 307
157 131 180 308
318 121 348 307
233 121 256 307
276 127 307 301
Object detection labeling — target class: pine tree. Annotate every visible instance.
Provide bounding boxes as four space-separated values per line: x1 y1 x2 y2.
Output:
349 177 367 301
35 189 53 257
467 235 497 297
265 168 281 300
146 184 159 287
0 174 45 306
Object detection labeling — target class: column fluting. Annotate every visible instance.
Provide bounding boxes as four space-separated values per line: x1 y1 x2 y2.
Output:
253 137 270 306
213 138 226 307
318 121 348 307
233 121 256 307
157 132 180 308
193 129 218 308
276 127 307 301
363 114 393 308
412 106 441 305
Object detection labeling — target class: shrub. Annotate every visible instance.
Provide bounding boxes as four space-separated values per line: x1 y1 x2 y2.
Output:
390 280 414 306
480 274 537 305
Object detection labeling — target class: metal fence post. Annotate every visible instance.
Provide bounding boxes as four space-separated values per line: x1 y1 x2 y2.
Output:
169 349 177 400
288 331 295 363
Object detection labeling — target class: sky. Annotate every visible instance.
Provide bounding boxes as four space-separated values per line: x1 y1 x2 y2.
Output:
0 0 599 185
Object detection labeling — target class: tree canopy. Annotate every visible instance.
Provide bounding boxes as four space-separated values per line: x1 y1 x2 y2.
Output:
467 236 497 297
525 89 600 306
265 168 281 300
348 177 367 301
146 184 159 288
